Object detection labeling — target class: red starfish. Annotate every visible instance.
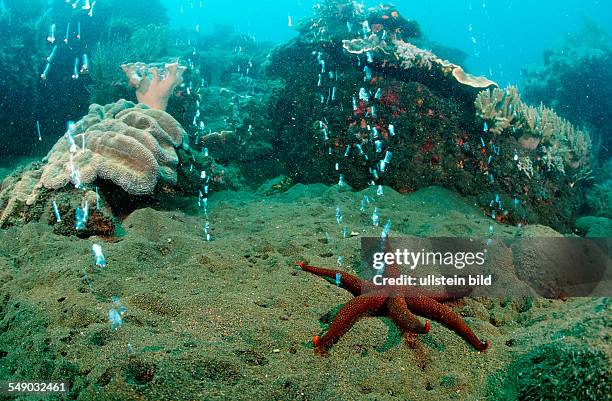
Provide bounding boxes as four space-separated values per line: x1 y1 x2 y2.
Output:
297 257 489 355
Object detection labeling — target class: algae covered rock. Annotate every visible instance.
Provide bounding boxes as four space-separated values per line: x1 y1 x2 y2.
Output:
575 216 612 237
267 0 592 231
487 341 611 401
256 176 294 196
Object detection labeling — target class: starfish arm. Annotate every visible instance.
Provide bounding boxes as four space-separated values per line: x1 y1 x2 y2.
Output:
405 296 489 351
382 237 403 279
297 262 365 296
386 297 430 335
314 292 388 354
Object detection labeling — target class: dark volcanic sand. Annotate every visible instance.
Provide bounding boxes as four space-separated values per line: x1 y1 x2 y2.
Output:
0 184 609 400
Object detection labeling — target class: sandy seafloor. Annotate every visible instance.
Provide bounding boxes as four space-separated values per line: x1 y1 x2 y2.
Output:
0 181 609 400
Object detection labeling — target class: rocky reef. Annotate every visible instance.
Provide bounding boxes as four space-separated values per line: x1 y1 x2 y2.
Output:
168 28 284 186
523 17 611 160
474 86 593 228
522 17 610 232
0 100 233 236
266 0 594 231
0 0 601 235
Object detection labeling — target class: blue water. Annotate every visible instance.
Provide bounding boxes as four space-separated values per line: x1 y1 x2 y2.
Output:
164 0 612 87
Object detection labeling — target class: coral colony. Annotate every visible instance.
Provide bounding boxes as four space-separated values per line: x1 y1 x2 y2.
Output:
299 4 589 247
121 62 187 111
270 0 593 234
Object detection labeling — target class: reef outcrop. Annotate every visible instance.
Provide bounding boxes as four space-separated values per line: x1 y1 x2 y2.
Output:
0 100 190 230
522 18 612 160
267 0 593 230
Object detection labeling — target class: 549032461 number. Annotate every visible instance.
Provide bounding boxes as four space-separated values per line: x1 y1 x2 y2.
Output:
1 381 69 394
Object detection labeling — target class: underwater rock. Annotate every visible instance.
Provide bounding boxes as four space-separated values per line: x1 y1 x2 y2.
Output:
267 1 594 231
0 100 207 231
0 168 44 227
575 216 612 237
48 188 118 238
199 130 238 160
256 176 293 196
